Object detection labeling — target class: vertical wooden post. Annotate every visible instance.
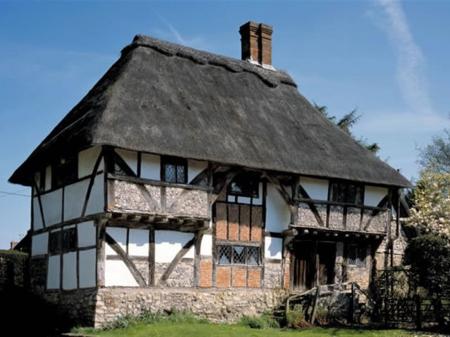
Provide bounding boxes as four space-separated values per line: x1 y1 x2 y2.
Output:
310 286 320 324
350 282 355 326
415 295 422 330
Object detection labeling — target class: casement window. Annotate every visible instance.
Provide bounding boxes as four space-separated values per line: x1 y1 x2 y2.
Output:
49 227 77 255
346 244 366 267
329 181 363 205
161 156 187 184
52 154 78 189
228 173 260 198
216 244 261 266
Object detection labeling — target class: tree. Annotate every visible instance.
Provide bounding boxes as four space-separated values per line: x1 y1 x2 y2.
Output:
419 129 450 174
313 103 380 154
404 233 450 297
407 170 450 237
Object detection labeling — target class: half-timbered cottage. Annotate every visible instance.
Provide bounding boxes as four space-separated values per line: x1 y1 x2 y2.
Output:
10 22 410 326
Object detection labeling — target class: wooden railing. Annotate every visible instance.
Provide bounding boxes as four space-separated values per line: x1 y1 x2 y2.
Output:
296 199 389 234
108 174 210 220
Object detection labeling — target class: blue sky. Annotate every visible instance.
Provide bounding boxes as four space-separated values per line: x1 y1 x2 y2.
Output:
0 0 448 248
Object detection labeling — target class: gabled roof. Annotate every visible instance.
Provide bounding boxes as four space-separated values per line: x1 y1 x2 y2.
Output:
9 35 411 187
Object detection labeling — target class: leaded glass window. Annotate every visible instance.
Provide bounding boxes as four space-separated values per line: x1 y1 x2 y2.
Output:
330 181 364 205
247 246 260 266
218 245 232 265
161 157 187 184
216 244 261 266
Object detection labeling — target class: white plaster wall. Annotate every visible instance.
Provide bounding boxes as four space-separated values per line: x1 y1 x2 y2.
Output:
78 146 103 178
105 259 138 287
106 227 127 256
63 252 77 290
252 183 264 205
78 221 96 247
265 237 283 260
266 183 291 233
85 174 104 215
115 149 138 175
188 159 208 183
79 248 96 288
41 189 63 226
155 230 194 263
237 196 252 204
32 197 43 230
63 179 89 221
47 255 60 289
31 232 48 256
128 229 149 257
45 165 52 191
140 153 160 180
364 186 388 207
300 177 329 200
200 234 212 256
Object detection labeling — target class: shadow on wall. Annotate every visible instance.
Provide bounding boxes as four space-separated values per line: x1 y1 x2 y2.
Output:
266 238 282 259
0 285 74 337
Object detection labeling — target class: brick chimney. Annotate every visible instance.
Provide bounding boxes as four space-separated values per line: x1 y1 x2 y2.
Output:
239 21 273 67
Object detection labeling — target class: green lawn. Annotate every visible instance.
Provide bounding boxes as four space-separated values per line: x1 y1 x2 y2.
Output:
77 322 415 337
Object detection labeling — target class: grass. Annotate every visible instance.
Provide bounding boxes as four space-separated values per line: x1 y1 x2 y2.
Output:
73 312 415 337
75 323 415 337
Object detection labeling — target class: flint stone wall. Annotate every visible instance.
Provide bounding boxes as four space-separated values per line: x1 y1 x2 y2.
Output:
155 259 194 287
264 261 283 288
94 287 288 327
112 180 209 218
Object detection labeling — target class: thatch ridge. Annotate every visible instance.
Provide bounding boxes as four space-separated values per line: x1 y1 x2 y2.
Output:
9 34 410 188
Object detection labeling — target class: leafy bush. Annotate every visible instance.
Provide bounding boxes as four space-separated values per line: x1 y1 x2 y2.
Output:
314 306 329 326
101 309 208 330
286 305 310 329
239 312 279 329
404 233 450 297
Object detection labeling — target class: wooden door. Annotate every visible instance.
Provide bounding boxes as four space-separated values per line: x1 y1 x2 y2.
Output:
318 242 336 285
292 241 316 290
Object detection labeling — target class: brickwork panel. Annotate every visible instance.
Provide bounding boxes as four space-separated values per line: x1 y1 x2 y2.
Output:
215 203 227 240
239 205 250 241
228 204 239 241
232 267 247 288
251 207 263 242
247 268 261 288
199 259 212 288
216 266 231 288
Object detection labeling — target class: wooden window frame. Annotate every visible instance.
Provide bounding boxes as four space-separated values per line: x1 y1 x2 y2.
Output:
51 154 78 189
227 173 260 199
346 243 366 268
160 156 188 184
329 180 364 206
215 243 261 266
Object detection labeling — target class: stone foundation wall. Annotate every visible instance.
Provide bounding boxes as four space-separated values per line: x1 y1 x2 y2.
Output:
94 287 288 328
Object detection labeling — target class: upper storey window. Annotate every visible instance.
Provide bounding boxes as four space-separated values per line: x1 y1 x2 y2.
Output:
52 155 78 189
228 173 260 198
329 181 363 205
161 156 187 184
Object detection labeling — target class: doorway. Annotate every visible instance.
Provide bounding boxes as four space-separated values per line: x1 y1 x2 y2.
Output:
292 241 336 291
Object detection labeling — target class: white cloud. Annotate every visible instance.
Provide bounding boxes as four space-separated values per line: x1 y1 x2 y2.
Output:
152 15 206 49
374 0 435 116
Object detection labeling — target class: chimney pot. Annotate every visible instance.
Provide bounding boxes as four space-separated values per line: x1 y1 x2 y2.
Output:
239 21 273 67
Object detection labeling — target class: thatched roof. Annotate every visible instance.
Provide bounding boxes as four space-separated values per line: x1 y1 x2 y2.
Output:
10 35 410 187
